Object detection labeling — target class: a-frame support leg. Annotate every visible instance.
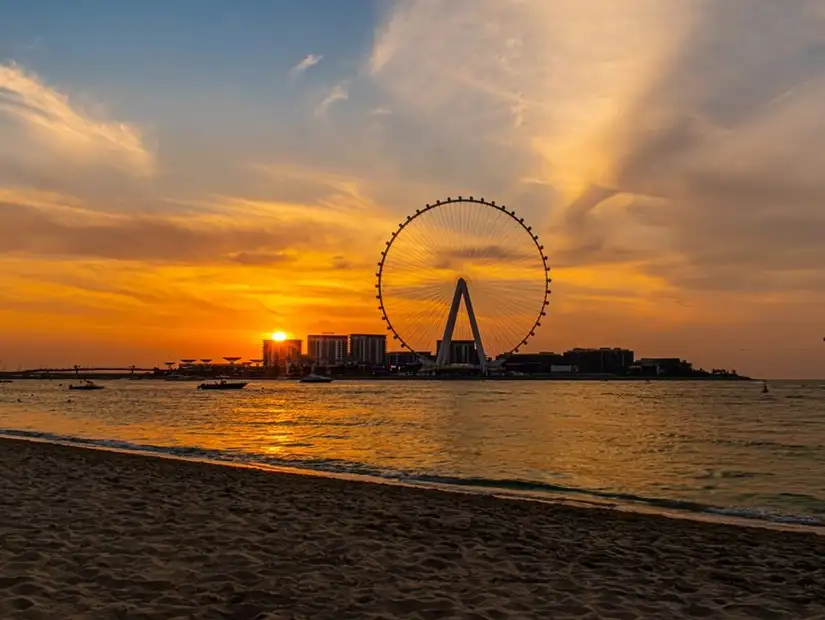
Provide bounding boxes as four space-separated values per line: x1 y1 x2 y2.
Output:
435 277 488 373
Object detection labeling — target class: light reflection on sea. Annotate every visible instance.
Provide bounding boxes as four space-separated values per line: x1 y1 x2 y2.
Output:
1 379 824 526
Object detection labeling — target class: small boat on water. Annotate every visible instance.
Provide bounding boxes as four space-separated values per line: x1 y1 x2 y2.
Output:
0 379 13 384
69 380 104 391
298 373 334 384
197 379 248 390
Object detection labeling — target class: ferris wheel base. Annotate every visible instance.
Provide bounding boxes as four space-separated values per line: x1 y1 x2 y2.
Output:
429 277 490 372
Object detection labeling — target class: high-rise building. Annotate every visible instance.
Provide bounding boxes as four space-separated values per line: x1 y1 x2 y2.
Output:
349 334 387 365
307 334 348 365
262 339 302 368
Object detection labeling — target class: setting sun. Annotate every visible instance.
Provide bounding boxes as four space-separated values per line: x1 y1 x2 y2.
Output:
271 331 287 342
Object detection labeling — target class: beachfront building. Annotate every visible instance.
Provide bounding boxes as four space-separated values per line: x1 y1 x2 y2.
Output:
349 334 387 365
500 352 570 374
307 334 348 365
563 348 634 374
262 338 303 369
634 357 693 376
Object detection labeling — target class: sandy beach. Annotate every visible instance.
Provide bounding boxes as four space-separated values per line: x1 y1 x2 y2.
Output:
1 438 823 619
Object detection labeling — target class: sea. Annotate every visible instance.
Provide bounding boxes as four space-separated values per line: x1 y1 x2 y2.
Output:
1 378 824 529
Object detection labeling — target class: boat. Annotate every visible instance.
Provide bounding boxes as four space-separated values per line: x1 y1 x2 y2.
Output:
298 373 334 384
197 379 248 390
69 380 104 391
0 379 13 384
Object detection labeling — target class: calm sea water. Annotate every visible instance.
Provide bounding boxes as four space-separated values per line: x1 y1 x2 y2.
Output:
1 379 824 527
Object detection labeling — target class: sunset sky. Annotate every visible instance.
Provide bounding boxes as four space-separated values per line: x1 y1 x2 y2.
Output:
2 0 825 378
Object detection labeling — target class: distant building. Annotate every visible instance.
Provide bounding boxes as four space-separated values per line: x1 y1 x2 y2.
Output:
563 348 634 374
387 351 431 368
435 340 479 365
500 348 634 374
634 357 692 376
350 334 387 365
262 339 302 368
500 352 567 374
308 334 348 365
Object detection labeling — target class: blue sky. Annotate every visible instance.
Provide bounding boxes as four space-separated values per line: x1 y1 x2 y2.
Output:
2 1 825 377
1 1 376 129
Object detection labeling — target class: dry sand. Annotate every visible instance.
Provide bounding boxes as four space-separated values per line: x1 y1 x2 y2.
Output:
1 438 824 620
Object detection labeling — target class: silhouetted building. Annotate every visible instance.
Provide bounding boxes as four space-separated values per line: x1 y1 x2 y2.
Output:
500 352 567 373
435 340 479 365
262 339 302 368
563 348 634 374
350 334 387 365
308 334 348 365
634 357 692 376
387 351 431 368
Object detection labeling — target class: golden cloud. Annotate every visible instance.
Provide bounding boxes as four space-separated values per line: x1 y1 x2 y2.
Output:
0 62 154 175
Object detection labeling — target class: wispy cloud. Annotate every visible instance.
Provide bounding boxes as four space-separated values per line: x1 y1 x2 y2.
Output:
0 61 154 176
367 0 825 294
354 0 825 376
288 53 323 78
314 81 349 117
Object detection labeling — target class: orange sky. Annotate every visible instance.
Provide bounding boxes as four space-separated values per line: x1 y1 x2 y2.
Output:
2 2 825 378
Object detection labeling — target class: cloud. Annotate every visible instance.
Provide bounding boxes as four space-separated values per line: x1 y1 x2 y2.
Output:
288 53 323 78
331 255 353 270
0 202 287 263
314 81 348 117
0 61 154 176
0 190 369 264
442 245 537 262
228 251 295 266
563 0 825 292
368 0 825 298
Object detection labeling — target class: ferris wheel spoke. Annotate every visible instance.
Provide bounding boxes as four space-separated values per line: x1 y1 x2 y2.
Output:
490 299 535 328
430 206 455 264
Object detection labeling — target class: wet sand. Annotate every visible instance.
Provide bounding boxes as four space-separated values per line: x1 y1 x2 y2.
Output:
1 437 823 619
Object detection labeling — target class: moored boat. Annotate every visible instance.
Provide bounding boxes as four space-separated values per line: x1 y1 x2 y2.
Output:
298 373 334 384
197 380 248 390
69 380 104 391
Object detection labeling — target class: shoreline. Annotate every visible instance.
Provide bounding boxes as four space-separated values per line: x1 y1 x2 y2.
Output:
3 437 825 618
2 374 756 382
3 430 822 533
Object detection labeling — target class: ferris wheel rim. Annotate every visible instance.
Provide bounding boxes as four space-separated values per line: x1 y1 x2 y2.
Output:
375 195 551 360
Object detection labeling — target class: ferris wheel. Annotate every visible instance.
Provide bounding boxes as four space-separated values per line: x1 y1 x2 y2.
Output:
376 196 551 370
